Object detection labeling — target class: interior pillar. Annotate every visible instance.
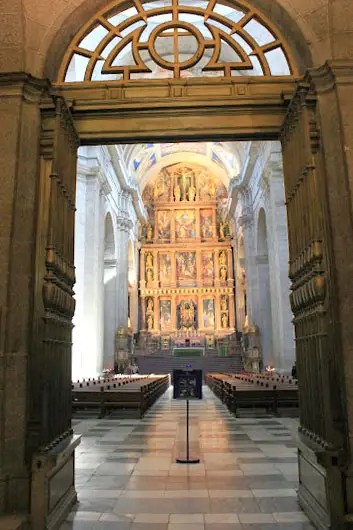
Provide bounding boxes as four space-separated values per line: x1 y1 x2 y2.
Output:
73 160 105 378
116 220 130 329
103 258 117 370
239 213 258 329
0 73 48 515
265 148 295 371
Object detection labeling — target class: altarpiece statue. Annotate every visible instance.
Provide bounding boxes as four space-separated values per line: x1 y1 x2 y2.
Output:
140 162 235 343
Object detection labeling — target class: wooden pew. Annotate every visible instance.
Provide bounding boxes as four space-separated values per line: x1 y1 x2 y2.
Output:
206 372 298 415
72 374 169 418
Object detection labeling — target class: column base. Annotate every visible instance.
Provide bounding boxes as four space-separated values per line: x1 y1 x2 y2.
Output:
298 432 345 530
0 516 29 530
31 433 81 530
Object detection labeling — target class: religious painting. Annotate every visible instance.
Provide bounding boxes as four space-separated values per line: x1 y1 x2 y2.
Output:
160 300 172 330
199 172 217 201
159 254 172 283
178 300 196 330
153 169 170 202
203 299 215 329
198 171 227 201
157 210 171 239
201 252 214 283
176 252 196 281
200 209 213 238
175 210 196 239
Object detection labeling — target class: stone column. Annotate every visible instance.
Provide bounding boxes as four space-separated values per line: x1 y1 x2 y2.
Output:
195 208 201 240
227 248 234 283
140 296 146 331
196 250 202 283
239 211 258 329
0 74 48 515
198 295 204 331
115 219 130 329
171 296 177 331
73 160 105 379
215 293 221 330
140 249 146 288
228 293 236 331
103 258 117 370
212 209 217 239
256 253 273 367
171 211 176 242
264 148 295 370
129 243 140 332
214 250 220 286
231 238 242 330
171 250 177 288
154 296 159 333
305 63 353 528
153 250 159 287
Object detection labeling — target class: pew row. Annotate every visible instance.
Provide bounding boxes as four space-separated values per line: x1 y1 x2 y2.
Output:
72 374 170 418
206 372 298 415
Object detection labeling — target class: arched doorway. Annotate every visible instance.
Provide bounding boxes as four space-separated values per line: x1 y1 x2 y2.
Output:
4 2 351 530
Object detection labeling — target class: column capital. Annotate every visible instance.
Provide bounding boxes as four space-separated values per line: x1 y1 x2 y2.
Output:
0 72 50 103
116 216 133 232
308 60 353 94
104 258 117 268
238 207 254 229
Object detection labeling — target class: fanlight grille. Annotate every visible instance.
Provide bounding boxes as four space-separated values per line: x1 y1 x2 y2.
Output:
58 0 297 83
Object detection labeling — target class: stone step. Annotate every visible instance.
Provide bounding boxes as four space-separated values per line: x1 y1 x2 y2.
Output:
135 354 243 377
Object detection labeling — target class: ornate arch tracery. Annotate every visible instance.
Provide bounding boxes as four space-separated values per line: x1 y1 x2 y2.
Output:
58 0 298 83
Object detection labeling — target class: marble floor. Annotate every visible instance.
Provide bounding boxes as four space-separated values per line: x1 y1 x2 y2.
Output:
61 387 314 530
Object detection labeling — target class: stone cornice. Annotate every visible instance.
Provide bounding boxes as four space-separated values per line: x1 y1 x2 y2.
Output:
0 72 50 102
104 258 117 267
308 61 353 94
140 286 234 296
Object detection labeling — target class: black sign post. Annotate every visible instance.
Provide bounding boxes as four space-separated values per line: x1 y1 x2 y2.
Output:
173 368 202 464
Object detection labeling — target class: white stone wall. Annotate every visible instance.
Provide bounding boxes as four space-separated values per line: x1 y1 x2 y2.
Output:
230 141 295 372
73 145 144 379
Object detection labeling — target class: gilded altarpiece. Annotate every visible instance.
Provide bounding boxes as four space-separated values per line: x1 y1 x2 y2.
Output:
140 163 235 342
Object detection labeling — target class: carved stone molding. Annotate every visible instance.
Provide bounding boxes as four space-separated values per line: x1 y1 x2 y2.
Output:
98 168 113 196
238 208 254 229
308 60 353 94
0 72 49 102
116 216 133 232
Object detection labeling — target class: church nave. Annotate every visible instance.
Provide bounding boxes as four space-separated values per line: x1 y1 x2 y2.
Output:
61 388 312 530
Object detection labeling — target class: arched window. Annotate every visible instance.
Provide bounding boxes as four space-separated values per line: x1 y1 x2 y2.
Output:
58 0 297 83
